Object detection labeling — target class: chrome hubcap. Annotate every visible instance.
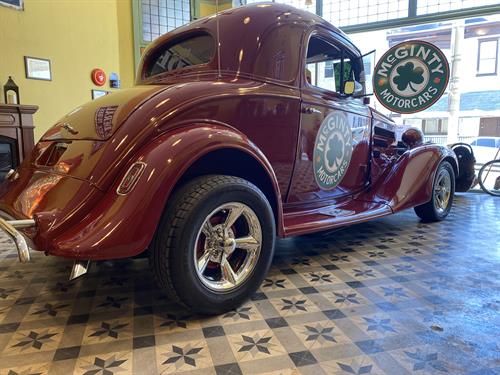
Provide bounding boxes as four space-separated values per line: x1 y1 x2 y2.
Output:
434 169 452 214
194 203 262 292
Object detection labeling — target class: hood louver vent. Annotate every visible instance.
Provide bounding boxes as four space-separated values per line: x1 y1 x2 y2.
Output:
37 142 70 167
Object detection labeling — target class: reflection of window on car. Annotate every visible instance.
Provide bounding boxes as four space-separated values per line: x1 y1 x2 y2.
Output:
324 61 334 78
305 35 361 94
145 33 215 78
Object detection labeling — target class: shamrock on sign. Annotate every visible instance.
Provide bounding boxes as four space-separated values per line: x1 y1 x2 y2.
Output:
393 62 424 92
326 135 343 169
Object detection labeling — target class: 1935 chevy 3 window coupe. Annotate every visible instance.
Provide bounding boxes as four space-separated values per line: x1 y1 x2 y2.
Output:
0 3 460 314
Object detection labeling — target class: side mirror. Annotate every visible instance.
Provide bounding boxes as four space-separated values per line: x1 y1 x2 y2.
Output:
344 81 355 95
344 80 364 96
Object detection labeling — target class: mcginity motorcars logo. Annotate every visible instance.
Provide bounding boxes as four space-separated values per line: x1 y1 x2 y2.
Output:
314 112 353 190
373 40 450 114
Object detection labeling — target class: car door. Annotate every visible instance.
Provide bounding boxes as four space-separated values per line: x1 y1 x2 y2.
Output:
287 30 371 204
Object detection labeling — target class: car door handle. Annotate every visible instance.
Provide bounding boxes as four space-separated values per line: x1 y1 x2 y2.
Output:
301 106 321 114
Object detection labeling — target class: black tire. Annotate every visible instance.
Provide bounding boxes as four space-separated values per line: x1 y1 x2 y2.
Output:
150 175 275 315
414 161 455 222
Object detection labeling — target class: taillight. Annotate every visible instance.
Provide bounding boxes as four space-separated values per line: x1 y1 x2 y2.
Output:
117 162 146 195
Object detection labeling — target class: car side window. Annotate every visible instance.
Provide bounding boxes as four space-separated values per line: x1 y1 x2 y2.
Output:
471 140 477 146
477 139 495 147
305 34 359 94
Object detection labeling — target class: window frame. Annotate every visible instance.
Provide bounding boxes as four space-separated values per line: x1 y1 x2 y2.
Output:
476 37 499 77
132 0 194 73
421 118 448 135
302 28 362 98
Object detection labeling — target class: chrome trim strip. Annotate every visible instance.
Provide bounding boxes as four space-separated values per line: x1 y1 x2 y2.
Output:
0 218 35 263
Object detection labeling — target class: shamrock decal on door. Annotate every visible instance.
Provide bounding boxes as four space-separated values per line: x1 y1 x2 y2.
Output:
326 135 343 170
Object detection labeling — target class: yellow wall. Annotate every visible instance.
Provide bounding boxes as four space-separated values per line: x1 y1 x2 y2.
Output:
0 0 135 140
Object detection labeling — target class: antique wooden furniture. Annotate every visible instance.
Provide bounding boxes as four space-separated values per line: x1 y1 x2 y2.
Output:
0 104 37 179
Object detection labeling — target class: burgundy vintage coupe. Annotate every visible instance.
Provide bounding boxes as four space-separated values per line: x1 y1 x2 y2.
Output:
0 3 462 314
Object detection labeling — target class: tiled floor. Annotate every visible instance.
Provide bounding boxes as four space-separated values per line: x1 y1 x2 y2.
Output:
0 193 499 375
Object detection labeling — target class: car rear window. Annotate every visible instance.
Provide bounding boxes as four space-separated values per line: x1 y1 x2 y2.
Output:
145 33 215 78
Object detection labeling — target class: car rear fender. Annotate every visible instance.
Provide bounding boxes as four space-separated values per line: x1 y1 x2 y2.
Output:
47 123 283 260
370 144 458 212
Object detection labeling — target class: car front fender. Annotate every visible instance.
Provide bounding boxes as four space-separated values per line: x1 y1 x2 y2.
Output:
46 123 283 260
370 144 458 212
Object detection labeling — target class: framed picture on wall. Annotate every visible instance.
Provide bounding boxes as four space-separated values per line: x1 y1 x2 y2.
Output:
24 56 52 81
0 0 23 10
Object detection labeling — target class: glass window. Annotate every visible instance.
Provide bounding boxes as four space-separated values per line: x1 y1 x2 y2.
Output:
477 138 496 147
323 0 408 28
319 0 499 30
305 35 360 94
141 0 191 43
324 61 334 78
145 33 215 78
417 0 500 16
477 39 498 75
403 118 423 128
424 119 440 134
441 118 448 134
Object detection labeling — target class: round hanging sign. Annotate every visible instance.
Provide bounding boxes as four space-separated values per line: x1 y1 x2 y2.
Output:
91 68 106 86
373 40 449 114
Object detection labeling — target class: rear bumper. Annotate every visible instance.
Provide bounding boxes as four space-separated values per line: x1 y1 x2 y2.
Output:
0 216 36 262
0 163 153 261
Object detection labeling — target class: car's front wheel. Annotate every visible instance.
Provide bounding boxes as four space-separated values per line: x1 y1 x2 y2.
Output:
414 161 455 222
150 175 275 315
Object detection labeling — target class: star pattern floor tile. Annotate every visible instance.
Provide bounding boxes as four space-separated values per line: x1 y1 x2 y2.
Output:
0 193 499 374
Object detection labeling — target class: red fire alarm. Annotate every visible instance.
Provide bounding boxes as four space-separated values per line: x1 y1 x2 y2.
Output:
91 68 106 86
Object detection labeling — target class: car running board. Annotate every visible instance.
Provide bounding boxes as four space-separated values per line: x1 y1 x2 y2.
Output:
283 200 393 237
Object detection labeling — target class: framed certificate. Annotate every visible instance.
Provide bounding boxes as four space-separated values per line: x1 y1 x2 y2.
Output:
24 56 52 81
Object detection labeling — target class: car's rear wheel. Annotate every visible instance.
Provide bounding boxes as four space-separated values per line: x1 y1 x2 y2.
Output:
414 161 455 222
150 175 275 315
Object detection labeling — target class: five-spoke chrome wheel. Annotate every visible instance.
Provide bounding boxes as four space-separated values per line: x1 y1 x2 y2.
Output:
193 202 262 292
434 168 452 215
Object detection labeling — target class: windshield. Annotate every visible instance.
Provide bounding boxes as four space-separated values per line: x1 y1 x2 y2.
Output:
145 33 215 78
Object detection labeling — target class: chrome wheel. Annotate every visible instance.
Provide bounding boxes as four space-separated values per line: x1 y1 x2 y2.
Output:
193 202 262 292
434 168 452 214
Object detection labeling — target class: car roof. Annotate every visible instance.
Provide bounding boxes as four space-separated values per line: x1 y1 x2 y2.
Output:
138 2 360 85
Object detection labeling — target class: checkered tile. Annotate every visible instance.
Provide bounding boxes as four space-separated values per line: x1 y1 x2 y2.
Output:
0 193 498 374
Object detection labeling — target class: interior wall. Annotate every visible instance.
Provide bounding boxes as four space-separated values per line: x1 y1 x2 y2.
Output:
0 0 135 141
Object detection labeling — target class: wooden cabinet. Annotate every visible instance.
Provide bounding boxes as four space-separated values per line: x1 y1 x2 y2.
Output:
0 104 37 178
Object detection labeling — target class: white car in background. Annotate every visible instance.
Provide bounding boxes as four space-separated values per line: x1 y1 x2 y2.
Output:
470 137 500 165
